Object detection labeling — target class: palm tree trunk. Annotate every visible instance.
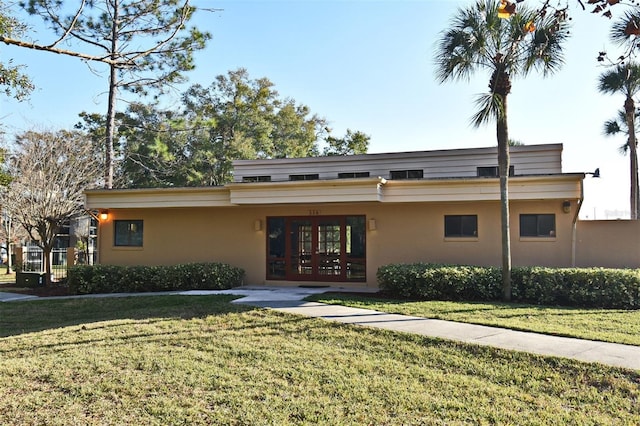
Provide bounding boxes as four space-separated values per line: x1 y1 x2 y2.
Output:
497 99 512 301
625 96 639 220
491 66 512 302
630 141 639 220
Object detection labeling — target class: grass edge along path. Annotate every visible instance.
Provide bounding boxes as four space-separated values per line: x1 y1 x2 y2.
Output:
307 293 640 346
0 295 639 424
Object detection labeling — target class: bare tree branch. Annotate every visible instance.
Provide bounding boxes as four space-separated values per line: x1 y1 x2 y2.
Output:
0 36 123 65
4 130 102 285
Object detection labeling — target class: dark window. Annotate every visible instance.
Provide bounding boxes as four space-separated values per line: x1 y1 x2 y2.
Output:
338 172 370 179
114 220 144 247
267 217 285 258
289 174 319 181
390 169 423 179
267 217 286 278
444 215 478 237
477 166 514 177
520 214 556 237
242 175 271 182
53 236 70 249
346 216 366 281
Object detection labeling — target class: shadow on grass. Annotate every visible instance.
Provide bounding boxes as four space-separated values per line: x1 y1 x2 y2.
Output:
0 294 258 338
308 292 632 315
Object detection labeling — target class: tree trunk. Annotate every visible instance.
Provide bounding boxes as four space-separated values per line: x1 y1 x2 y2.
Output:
43 246 52 287
497 97 512 301
104 1 120 189
5 241 11 275
490 67 512 302
625 96 639 220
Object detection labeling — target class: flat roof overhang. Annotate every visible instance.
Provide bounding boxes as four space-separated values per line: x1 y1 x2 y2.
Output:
84 186 232 209
381 174 584 203
84 174 584 209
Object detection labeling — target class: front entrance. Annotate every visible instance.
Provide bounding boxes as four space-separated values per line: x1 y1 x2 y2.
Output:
267 215 366 282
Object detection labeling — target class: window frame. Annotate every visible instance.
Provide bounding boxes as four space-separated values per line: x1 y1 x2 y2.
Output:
242 175 271 183
289 174 319 181
519 214 556 238
114 220 144 247
444 215 478 238
477 166 514 177
390 169 424 180
337 172 370 179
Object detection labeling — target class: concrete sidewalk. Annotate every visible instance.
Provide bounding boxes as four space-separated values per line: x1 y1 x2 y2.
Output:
232 287 640 372
1 286 639 371
260 301 640 371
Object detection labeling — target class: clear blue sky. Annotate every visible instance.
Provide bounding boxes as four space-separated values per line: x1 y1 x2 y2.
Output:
0 0 632 219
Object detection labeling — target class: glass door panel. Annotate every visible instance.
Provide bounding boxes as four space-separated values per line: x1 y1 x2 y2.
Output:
290 220 313 276
267 216 366 282
317 219 342 277
346 216 366 281
267 217 286 279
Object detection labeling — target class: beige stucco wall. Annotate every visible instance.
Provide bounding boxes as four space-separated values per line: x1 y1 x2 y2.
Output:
97 199 576 288
575 220 640 268
98 207 266 284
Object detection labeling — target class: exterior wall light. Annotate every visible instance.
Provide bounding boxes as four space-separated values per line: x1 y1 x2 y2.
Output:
586 168 600 178
562 201 571 214
99 210 109 221
254 219 263 232
368 218 377 231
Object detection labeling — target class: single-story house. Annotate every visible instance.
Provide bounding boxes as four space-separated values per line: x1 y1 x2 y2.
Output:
84 143 633 289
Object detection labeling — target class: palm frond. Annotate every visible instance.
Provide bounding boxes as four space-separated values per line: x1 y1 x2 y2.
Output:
625 64 640 95
610 11 640 47
619 142 630 156
598 67 625 94
519 10 570 77
597 64 640 96
434 0 500 83
603 118 623 137
470 92 504 128
602 109 639 156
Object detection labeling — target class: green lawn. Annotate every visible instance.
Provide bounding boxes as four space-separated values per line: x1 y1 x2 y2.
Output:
307 293 640 346
0 295 639 424
0 271 15 284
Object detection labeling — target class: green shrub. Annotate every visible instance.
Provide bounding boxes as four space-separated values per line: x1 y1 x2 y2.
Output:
377 263 640 309
68 263 245 295
512 267 640 309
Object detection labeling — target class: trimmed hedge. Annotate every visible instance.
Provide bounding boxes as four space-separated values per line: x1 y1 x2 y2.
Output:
67 262 245 295
377 263 640 309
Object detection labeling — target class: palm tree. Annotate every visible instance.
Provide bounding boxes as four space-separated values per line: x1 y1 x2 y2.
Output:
597 64 640 220
603 108 640 155
435 0 569 301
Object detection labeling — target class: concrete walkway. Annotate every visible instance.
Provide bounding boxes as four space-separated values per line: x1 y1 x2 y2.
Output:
1 286 639 371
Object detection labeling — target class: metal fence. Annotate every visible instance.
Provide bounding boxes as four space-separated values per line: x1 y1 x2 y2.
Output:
20 246 98 283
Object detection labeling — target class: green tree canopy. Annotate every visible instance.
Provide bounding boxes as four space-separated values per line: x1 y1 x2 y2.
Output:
9 0 212 189
181 68 326 159
323 129 370 156
0 2 33 100
78 68 370 188
598 63 640 219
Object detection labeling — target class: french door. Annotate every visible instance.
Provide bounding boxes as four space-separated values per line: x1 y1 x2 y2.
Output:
267 216 366 282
